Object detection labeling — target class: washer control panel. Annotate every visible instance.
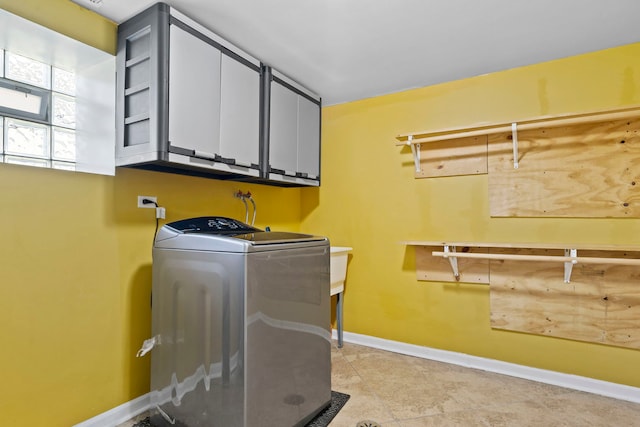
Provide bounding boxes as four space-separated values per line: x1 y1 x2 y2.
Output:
166 216 260 234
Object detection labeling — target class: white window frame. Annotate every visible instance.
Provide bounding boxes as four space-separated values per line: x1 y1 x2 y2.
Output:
0 8 115 176
0 53 75 170
0 77 51 123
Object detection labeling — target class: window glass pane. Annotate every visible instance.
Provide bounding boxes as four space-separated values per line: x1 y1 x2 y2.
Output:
53 67 76 96
52 127 75 161
5 52 51 89
0 52 80 171
0 84 43 115
6 118 50 158
5 155 50 168
52 93 76 128
52 161 75 171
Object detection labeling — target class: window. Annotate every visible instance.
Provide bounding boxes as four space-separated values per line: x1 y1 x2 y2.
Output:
0 79 50 122
0 51 76 170
0 8 115 176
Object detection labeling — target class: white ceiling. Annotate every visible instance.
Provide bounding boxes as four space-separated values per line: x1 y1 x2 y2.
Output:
80 0 640 105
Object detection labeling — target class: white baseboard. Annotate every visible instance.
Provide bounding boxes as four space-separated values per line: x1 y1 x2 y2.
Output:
73 392 150 427
76 331 640 426
333 329 640 404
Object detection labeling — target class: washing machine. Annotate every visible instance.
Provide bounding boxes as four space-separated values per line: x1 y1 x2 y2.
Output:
148 217 331 427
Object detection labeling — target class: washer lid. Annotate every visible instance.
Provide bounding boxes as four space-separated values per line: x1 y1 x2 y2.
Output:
155 217 326 251
232 231 326 245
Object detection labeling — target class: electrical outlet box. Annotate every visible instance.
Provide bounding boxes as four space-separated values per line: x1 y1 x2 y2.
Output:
137 195 157 208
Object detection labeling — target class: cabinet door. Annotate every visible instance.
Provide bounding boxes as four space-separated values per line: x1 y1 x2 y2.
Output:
269 81 298 174
219 55 260 167
297 96 320 179
168 25 222 156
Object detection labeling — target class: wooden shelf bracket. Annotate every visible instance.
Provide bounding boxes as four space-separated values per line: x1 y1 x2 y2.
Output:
511 122 519 169
408 135 421 172
443 245 460 281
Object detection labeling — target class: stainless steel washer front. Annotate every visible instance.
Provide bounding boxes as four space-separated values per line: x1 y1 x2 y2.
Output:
149 217 331 427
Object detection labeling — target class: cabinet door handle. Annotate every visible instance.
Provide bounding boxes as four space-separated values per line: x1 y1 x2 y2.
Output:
295 172 309 179
193 150 217 161
234 160 250 168
167 146 261 171
269 166 286 175
168 144 195 157
214 154 236 165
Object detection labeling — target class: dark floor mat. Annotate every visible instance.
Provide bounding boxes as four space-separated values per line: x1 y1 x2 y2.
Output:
133 390 350 427
306 390 350 427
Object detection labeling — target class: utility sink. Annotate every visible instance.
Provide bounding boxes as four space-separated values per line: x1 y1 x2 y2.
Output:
330 246 352 348
330 246 352 295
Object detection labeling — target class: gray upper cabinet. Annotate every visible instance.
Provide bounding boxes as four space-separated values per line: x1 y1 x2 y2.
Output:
116 3 261 180
267 70 321 186
116 2 320 186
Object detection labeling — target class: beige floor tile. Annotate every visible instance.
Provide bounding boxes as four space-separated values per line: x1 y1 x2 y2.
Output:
428 367 569 410
398 399 570 427
486 373 575 405
332 349 363 389
352 422 402 427
351 351 431 380
365 374 472 419
331 379 396 426
343 347 479 418
339 342 394 364
537 391 640 426
428 369 513 408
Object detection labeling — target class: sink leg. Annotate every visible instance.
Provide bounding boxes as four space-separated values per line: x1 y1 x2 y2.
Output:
337 291 343 348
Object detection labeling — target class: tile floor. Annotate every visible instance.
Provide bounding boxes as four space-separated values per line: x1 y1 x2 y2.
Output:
330 342 640 427
120 340 640 427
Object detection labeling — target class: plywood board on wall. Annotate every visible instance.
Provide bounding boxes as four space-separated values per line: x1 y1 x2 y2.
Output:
487 118 640 217
415 245 489 283
489 248 640 349
415 135 487 178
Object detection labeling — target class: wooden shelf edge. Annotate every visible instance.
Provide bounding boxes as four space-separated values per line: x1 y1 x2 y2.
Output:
402 241 640 252
395 104 640 145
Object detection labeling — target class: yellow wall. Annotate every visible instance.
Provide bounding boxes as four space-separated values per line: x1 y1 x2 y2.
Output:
0 0 116 53
0 2 302 425
301 43 640 387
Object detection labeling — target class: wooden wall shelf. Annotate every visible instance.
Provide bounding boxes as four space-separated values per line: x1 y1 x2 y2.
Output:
404 241 640 349
405 241 640 283
395 104 640 177
396 106 640 218
395 105 640 146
